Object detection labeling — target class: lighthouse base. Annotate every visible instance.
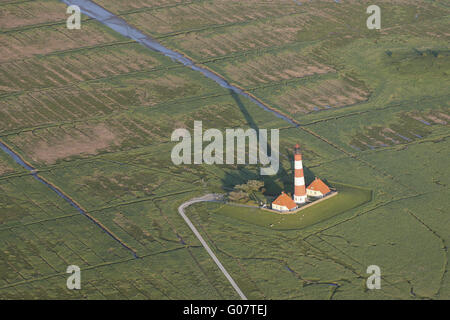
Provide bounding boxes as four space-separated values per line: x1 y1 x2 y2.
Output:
293 195 307 204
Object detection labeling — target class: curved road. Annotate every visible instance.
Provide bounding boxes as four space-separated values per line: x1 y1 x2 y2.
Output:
178 194 248 300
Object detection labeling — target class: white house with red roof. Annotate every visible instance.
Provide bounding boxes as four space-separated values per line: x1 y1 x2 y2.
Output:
306 177 331 198
271 192 297 212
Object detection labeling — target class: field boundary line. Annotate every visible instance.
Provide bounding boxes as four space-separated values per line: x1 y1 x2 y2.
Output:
301 94 450 127
0 90 236 138
0 62 182 100
0 212 80 233
0 256 134 291
87 188 203 214
157 14 450 61
0 139 139 258
0 40 136 67
405 209 448 298
0 245 187 292
303 191 437 240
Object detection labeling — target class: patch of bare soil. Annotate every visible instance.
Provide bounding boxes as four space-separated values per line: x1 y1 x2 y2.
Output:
0 163 12 175
30 124 119 164
425 114 447 125
0 2 67 30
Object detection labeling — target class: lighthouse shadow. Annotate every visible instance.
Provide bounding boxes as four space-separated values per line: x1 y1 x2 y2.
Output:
221 167 285 197
229 89 258 130
226 90 292 195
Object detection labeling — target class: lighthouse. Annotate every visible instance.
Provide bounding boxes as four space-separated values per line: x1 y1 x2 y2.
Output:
293 144 307 204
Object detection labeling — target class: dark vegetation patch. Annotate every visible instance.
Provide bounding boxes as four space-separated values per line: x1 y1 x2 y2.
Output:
349 108 449 151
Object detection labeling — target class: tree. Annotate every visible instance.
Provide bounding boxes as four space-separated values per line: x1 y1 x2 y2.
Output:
235 180 264 194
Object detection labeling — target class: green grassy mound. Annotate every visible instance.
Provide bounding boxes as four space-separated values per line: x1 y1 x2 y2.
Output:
214 182 372 230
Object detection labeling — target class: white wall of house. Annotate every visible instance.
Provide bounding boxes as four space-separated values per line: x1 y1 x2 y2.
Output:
307 189 323 197
272 204 289 212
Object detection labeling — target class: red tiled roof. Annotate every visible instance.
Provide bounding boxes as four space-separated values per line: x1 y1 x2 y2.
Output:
273 192 297 210
307 178 331 195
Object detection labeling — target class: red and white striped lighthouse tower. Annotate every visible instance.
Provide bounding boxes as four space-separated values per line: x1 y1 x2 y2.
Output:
293 144 307 204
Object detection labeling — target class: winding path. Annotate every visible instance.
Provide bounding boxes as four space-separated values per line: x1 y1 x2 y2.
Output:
178 194 248 300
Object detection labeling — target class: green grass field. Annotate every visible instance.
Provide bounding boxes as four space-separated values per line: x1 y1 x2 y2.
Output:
213 183 372 230
0 0 448 300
